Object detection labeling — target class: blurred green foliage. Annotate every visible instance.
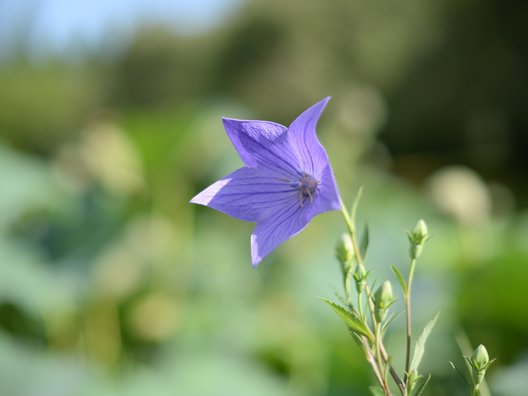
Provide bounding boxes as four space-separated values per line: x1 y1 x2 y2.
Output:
0 0 527 395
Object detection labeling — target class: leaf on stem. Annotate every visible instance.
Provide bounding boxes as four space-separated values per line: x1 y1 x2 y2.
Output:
334 292 350 308
381 310 403 335
319 297 374 342
350 186 364 223
360 224 369 260
410 312 440 372
415 373 431 396
391 264 408 294
449 361 470 388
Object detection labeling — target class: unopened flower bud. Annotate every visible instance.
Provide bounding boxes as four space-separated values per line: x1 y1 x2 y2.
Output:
466 344 494 387
413 219 428 240
472 344 489 369
353 265 367 293
374 281 393 322
408 219 429 259
336 233 354 273
471 345 489 386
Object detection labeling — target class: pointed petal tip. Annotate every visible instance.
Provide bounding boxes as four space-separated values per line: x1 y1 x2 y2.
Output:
292 96 332 128
312 96 331 107
251 253 262 267
317 96 331 108
222 117 248 127
189 190 211 206
221 117 232 129
251 234 263 267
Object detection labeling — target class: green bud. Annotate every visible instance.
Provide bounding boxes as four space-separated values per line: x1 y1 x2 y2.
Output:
472 344 489 369
413 219 428 241
336 233 354 273
408 219 429 259
353 265 367 294
466 344 494 387
374 281 393 322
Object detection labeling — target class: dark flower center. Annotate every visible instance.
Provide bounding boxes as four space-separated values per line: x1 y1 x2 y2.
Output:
289 172 319 205
299 172 319 196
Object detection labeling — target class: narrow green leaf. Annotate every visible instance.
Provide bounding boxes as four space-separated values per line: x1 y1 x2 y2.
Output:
359 224 369 260
381 310 403 335
350 186 364 223
335 292 349 308
368 279 378 296
320 297 374 342
391 264 408 294
415 373 431 396
410 312 440 372
449 361 470 388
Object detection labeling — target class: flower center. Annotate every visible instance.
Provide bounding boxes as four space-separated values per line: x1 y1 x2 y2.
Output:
289 172 319 206
299 173 319 197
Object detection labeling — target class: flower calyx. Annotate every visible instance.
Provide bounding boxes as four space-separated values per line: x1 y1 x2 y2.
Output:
374 281 394 323
465 344 496 387
336 233 355 274
408 219 429 260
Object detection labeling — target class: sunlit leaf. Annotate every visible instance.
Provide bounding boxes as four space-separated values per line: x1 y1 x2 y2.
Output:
391 264 407 294
320 297 374 341
359 224 369 260
410 312 440 372
350 186 364 223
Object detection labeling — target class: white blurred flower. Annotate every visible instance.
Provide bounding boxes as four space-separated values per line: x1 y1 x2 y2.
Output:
426 166 491 225
54 120 144 196
94 214 180 299
128 293 181 342
80 121 144 195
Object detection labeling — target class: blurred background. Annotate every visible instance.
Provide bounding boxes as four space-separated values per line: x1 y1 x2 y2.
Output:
0 0 527 395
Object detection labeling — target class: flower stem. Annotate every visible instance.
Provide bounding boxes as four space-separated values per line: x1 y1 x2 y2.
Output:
404 258 417 388
357 289 364 320
344 270 352 306
343 260 387 393
375 323 390 393
355 335 389 395
340 198 406 396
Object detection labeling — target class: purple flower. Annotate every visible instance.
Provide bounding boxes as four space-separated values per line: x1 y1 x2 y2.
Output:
191 97 341 267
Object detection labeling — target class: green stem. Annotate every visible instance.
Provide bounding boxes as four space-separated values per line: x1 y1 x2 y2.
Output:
357 289 364 320
404 258 417 387
340 199 375 315
344 270 353 307
340 198 406 396
343 273 387 394
340 198 356 237
359 337 388 394
375 323 389 391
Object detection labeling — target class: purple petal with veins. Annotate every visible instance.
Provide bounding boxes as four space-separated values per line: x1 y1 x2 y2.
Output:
191 97 341 267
